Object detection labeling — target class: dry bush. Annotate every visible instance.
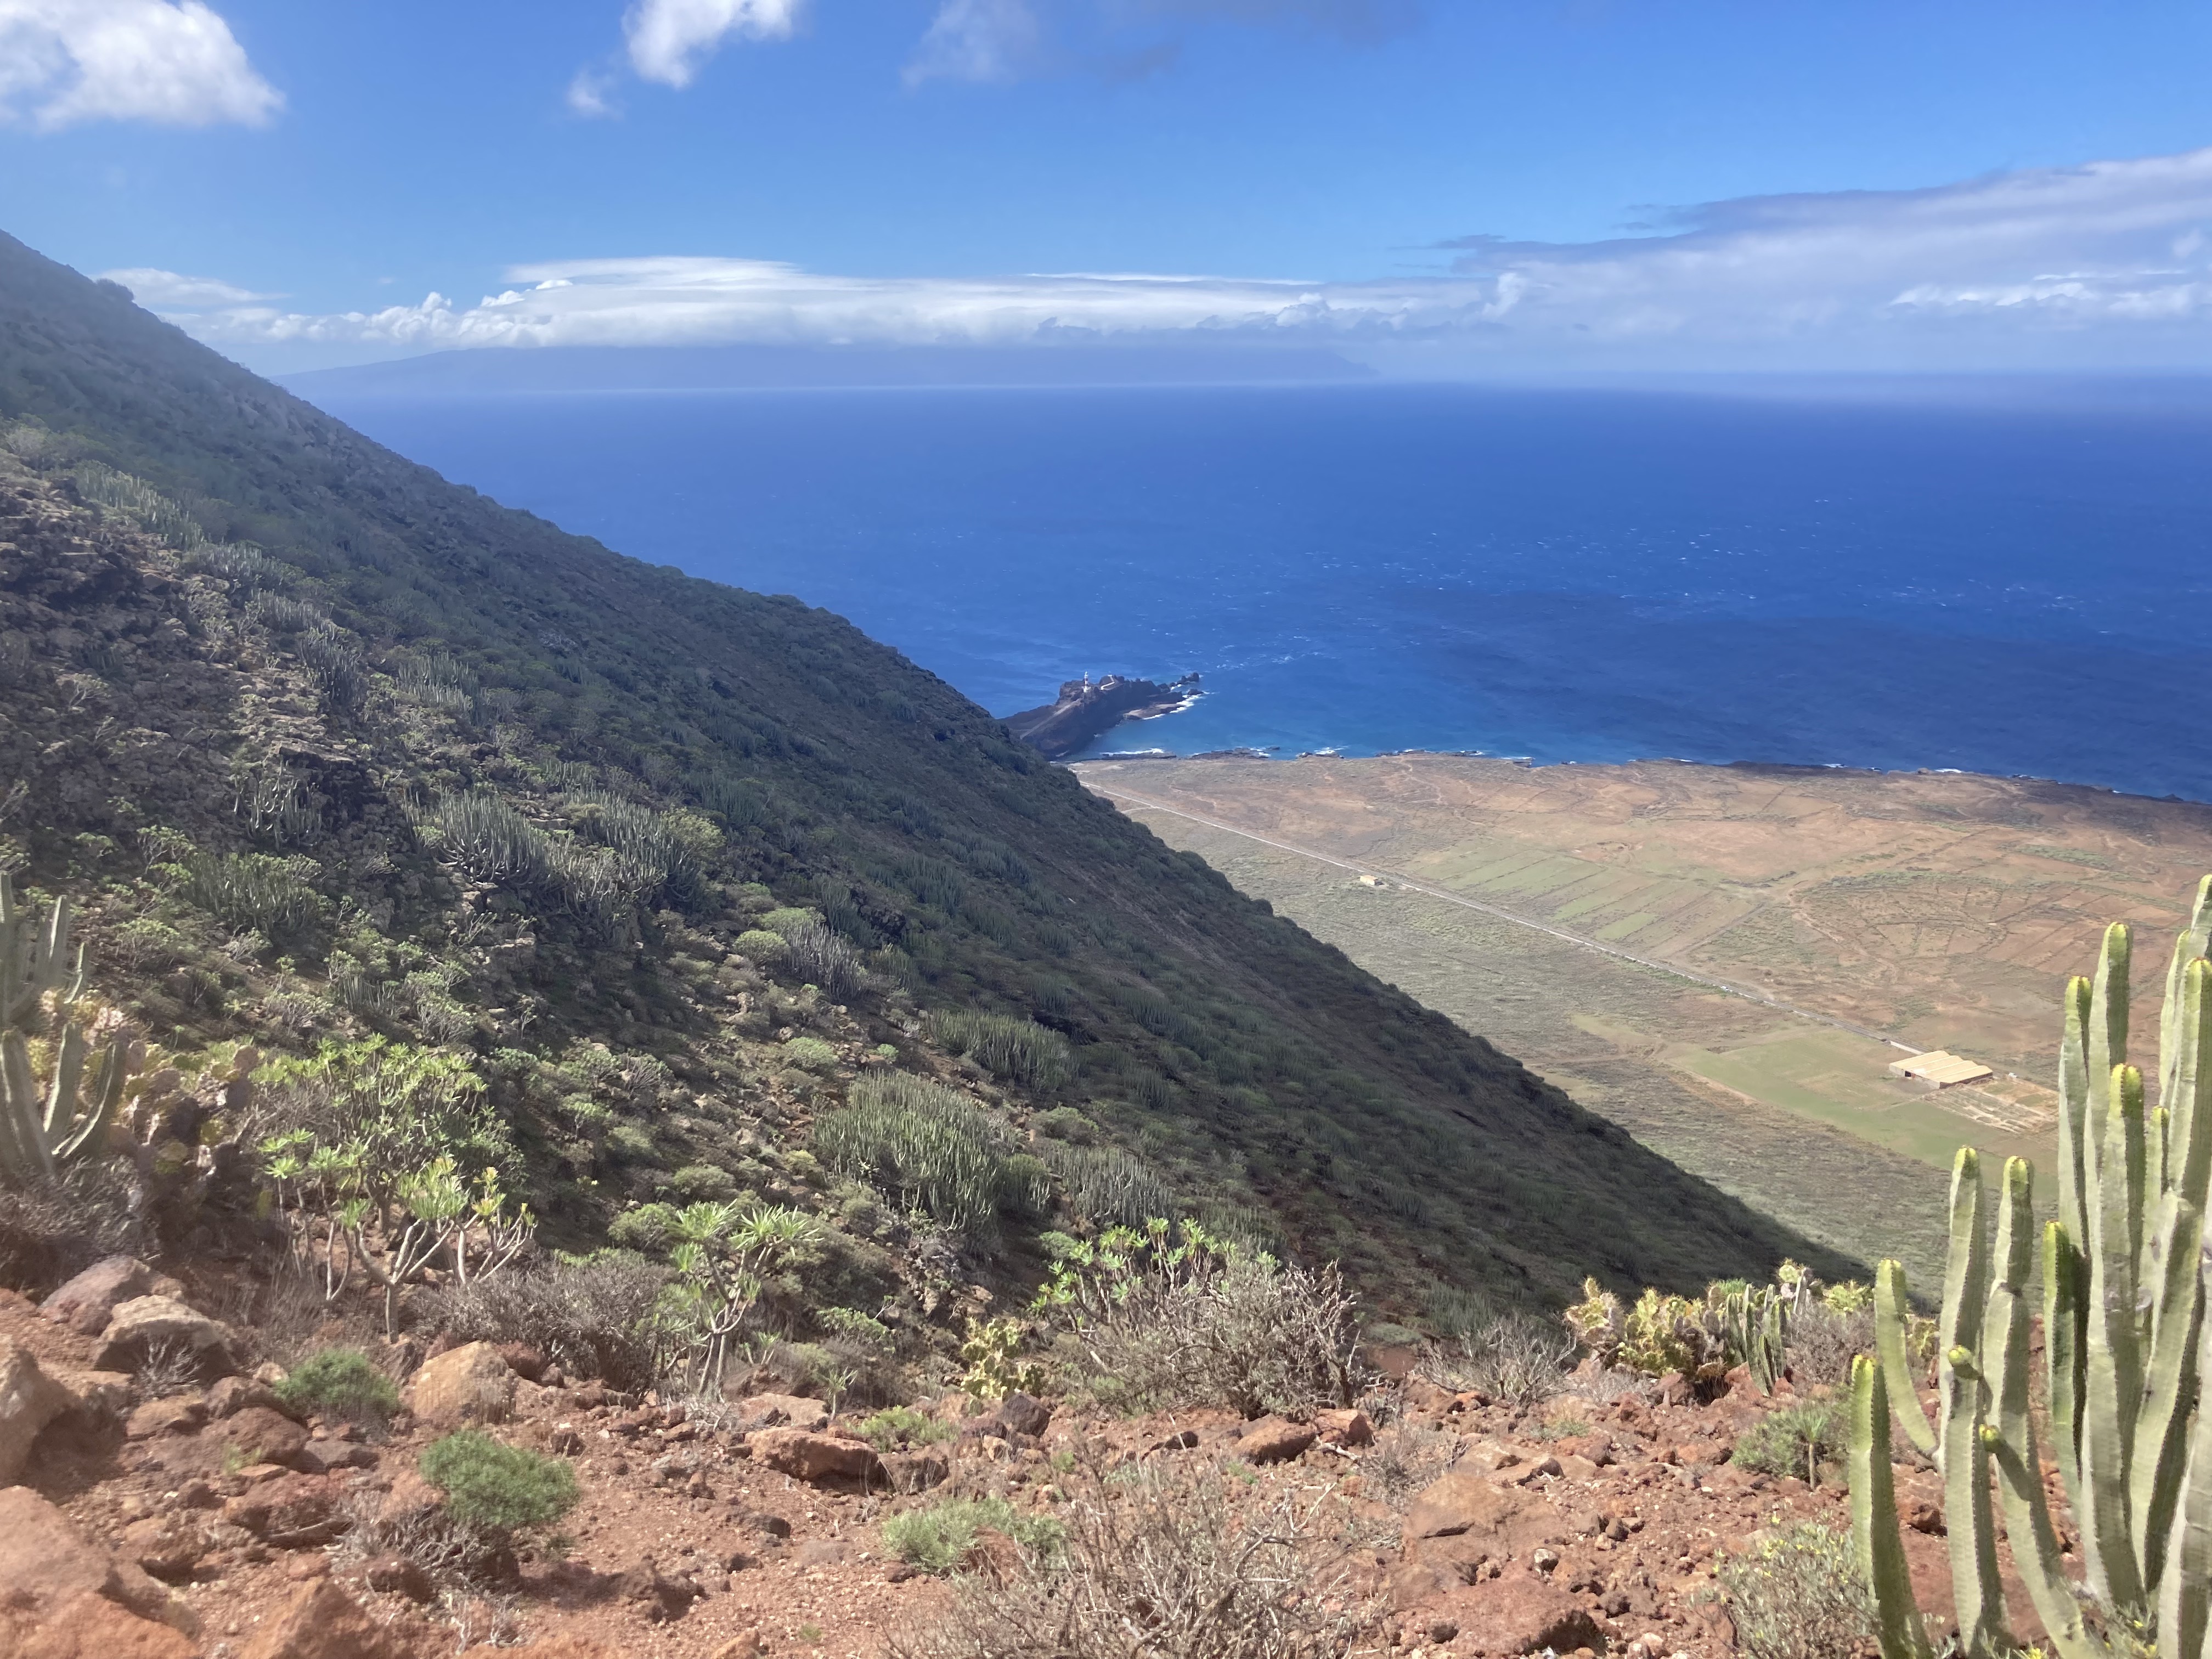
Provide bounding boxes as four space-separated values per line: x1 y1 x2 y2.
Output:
1784 1301 1876 1389
1049 1229 1365 1418
889 1459 1374 1659
0 1165 139 1293
335 1491 514 1594
1415 1307 1577 1409
1364 1423 1462 1511
421 1254 666 1391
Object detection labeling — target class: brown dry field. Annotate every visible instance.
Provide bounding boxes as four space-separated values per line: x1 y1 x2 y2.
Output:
1075 755 2212 1285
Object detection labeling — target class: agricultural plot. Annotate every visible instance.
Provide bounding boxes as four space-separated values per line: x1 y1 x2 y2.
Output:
1080 754 2212 1283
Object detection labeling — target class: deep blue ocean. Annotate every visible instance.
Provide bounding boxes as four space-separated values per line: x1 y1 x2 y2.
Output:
314 379 2212 802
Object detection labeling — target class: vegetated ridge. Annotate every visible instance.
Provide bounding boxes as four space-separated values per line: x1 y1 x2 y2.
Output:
0 229 1846 1315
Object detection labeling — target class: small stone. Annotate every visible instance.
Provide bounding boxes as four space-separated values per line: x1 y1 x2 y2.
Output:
125 1396 206 1441
364 1552 435 1602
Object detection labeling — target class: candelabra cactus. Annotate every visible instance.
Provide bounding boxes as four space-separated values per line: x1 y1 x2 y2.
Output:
0 871 84 1031
1713 1280 1790 1393
0 1018 135 1186
1848 877 2212 1659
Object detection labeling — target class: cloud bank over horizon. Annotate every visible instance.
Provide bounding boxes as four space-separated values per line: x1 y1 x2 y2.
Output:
0 0 280 130
115 146 2212 375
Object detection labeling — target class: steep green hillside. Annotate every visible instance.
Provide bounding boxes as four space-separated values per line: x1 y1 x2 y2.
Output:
0 230 1849 1312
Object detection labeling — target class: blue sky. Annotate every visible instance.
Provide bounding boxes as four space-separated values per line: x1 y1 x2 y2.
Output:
2 1 2208 374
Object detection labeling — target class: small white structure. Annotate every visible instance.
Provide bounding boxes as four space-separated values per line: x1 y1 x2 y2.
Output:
1889 1050 1994 1089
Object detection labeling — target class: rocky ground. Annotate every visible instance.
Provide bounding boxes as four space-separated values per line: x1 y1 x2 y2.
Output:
2 1260 2021 1659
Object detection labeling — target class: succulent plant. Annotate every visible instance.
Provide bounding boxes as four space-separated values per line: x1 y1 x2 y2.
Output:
1850 876 2212 1659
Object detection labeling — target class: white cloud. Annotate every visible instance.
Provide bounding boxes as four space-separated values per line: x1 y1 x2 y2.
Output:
905 0 1045 86
142 148 2212 374
566 67 619 117
96 266 274 306
0 0 280 130
623 0 804 88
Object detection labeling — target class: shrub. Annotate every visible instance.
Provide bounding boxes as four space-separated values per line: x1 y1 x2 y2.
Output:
1784 1300 1876 1388
422 1254 667 1391
1031 1107 1097 1144
733 928 787 963
759 906 821 936
887 1463 1369 1659
814 1072 1022 1235
1035 1221 1363 1418
925 1010 1071 1092
782 1036 839 1071
419 1431 579 1533
1731 1398 1847 1485
274 1348 400 1424
1716 1521 1876 1659
1417 1303 1577 1409
858 1406 955 1450
671 1163 740 1200
882 1497 1063 1575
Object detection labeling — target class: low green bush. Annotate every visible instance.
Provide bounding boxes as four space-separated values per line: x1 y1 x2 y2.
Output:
419 1431 579 1532
783 1036 839 1071
857 1406 956 1450
734 928 787 962
882 1497 1063 1575
1731 1398 1846 1485
274 1348 400 1424
1716 1521 1876 1659
924 1010 1071 1091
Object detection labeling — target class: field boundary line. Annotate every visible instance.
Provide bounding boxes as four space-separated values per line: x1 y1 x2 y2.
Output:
1087 779 1914 1052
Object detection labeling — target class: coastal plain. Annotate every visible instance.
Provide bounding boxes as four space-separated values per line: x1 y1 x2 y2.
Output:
1076 754 2212 1282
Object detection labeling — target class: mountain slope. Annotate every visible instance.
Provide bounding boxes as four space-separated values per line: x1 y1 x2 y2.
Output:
0 232 1850 1310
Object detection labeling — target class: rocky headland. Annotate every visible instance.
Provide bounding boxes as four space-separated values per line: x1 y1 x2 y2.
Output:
1001 673 1200 760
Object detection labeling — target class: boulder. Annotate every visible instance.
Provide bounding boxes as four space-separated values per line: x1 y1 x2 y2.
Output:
295 1436 376 1474
239 1578 419 1659
1237 1415 1318 1465
1432 1571 1602 1657
8 1591 198 1659
1404 1471 1562 1564
0 1486 193 1631
41 1257 157 1336
619 1561 701 1623
733 1391 828 1432
992 1391 1052 1438
880 1449 949 1493
0 1336 78 1483
375 1468 445 1528
748 1427 879 1482
92 1296 235 1378
407 1340 515 1426
495 1342 548 1381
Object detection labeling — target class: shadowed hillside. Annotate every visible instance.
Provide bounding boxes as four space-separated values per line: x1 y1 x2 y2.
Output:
0 230 1850 1310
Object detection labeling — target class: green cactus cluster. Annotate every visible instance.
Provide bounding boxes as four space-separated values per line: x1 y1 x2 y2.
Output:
1715 1280 1791 1394
1849 876 2212 1659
